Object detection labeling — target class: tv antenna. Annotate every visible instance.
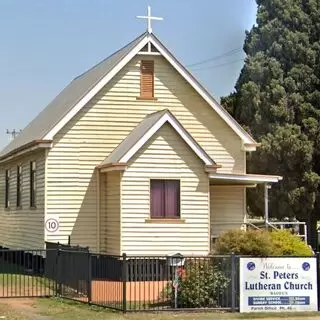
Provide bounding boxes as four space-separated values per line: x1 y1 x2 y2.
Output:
6 129 22 140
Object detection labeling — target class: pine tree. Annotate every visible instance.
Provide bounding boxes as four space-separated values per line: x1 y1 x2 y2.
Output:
222 0 320 247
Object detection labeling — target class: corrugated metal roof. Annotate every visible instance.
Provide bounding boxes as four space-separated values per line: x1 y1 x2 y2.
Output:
0 32 148 157
101 109 168 165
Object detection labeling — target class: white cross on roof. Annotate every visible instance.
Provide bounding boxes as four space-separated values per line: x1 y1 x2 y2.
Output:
137 6 163 34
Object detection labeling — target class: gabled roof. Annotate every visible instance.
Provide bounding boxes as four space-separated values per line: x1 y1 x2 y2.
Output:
0 32 148 158
1 31 258 159
100 109 216 168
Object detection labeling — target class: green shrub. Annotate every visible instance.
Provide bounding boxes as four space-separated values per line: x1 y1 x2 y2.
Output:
213 229 273 256
270 229 313 256
160 259 230 308
213 229 313 256
177 260 230 308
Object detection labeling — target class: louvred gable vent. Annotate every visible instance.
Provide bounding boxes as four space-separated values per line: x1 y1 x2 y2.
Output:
140 60 154 98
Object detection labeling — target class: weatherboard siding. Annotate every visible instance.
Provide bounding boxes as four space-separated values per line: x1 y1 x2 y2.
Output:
46 55 244 251
103 171 121 255
210 186 245 238
121 123 210 255
0 150 45 249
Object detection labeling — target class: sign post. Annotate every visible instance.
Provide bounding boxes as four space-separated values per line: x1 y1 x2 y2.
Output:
168 253 185 309
239 257 318 313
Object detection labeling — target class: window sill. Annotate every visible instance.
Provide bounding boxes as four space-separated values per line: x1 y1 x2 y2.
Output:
136 96 158 101
145 218 185 224
30 206 37 210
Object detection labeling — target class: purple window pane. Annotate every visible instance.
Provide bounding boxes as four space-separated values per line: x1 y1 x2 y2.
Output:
151 180 165 217
165 180 180 217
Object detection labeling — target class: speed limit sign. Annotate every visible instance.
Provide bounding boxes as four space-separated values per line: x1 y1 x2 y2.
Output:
45 216 59 233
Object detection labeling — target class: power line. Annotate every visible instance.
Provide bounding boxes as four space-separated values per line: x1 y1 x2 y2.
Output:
190 58 244 72
186 47 242 68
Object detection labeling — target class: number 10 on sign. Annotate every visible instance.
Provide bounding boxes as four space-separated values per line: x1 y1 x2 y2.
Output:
45 216 59 233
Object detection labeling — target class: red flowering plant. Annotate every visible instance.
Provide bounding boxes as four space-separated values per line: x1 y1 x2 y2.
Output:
176 266 185 278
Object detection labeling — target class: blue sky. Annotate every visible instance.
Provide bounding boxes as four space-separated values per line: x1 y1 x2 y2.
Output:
0 0 257 150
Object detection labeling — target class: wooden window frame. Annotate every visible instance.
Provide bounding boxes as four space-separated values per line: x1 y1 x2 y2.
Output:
16 165 22 208
30 161 36 208
150 179 181 219
5 169 10 209
139 60 156 100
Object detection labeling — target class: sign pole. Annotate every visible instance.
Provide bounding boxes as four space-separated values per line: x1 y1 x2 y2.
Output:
231 252 236 312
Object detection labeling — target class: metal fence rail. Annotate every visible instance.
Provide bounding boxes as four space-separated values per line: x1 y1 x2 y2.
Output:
57 250 90 302
0 248 239 312
86 253 237 312
0 249 56 298
91 253 124 310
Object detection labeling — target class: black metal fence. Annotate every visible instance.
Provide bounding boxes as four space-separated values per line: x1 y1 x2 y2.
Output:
0 248 238 312
0 249 56 298
118 254 237 312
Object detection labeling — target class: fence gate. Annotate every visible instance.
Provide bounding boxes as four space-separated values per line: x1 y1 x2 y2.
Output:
0 249 56 298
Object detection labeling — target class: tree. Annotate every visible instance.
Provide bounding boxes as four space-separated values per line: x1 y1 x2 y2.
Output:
221 0 320 247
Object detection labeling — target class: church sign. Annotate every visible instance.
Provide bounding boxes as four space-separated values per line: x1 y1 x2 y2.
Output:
239 257 318 312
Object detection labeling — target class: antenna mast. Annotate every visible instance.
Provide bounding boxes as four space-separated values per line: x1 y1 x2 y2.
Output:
6 129 22 140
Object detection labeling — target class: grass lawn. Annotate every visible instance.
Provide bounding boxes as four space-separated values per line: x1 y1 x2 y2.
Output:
35 298 320 320
0 302 29 320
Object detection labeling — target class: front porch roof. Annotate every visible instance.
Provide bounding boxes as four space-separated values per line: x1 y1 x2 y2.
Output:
209 173 282 185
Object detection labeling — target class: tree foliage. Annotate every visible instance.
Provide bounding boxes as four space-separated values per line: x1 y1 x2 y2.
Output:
221 0 320 245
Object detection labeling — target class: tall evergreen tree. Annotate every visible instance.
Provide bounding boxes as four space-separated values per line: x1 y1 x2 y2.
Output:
222 0 320 247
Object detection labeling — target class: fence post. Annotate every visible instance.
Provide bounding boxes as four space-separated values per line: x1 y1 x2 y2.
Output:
231 252 236 312
56 249 62 296
122 253 127 313
316 252 320 311
87 252 92 303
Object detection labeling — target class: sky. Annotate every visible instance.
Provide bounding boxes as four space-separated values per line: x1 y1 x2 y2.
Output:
0 0 257 150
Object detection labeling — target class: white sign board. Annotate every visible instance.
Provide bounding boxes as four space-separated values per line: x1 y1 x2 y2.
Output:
45 215 60 234
240 257 318 313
